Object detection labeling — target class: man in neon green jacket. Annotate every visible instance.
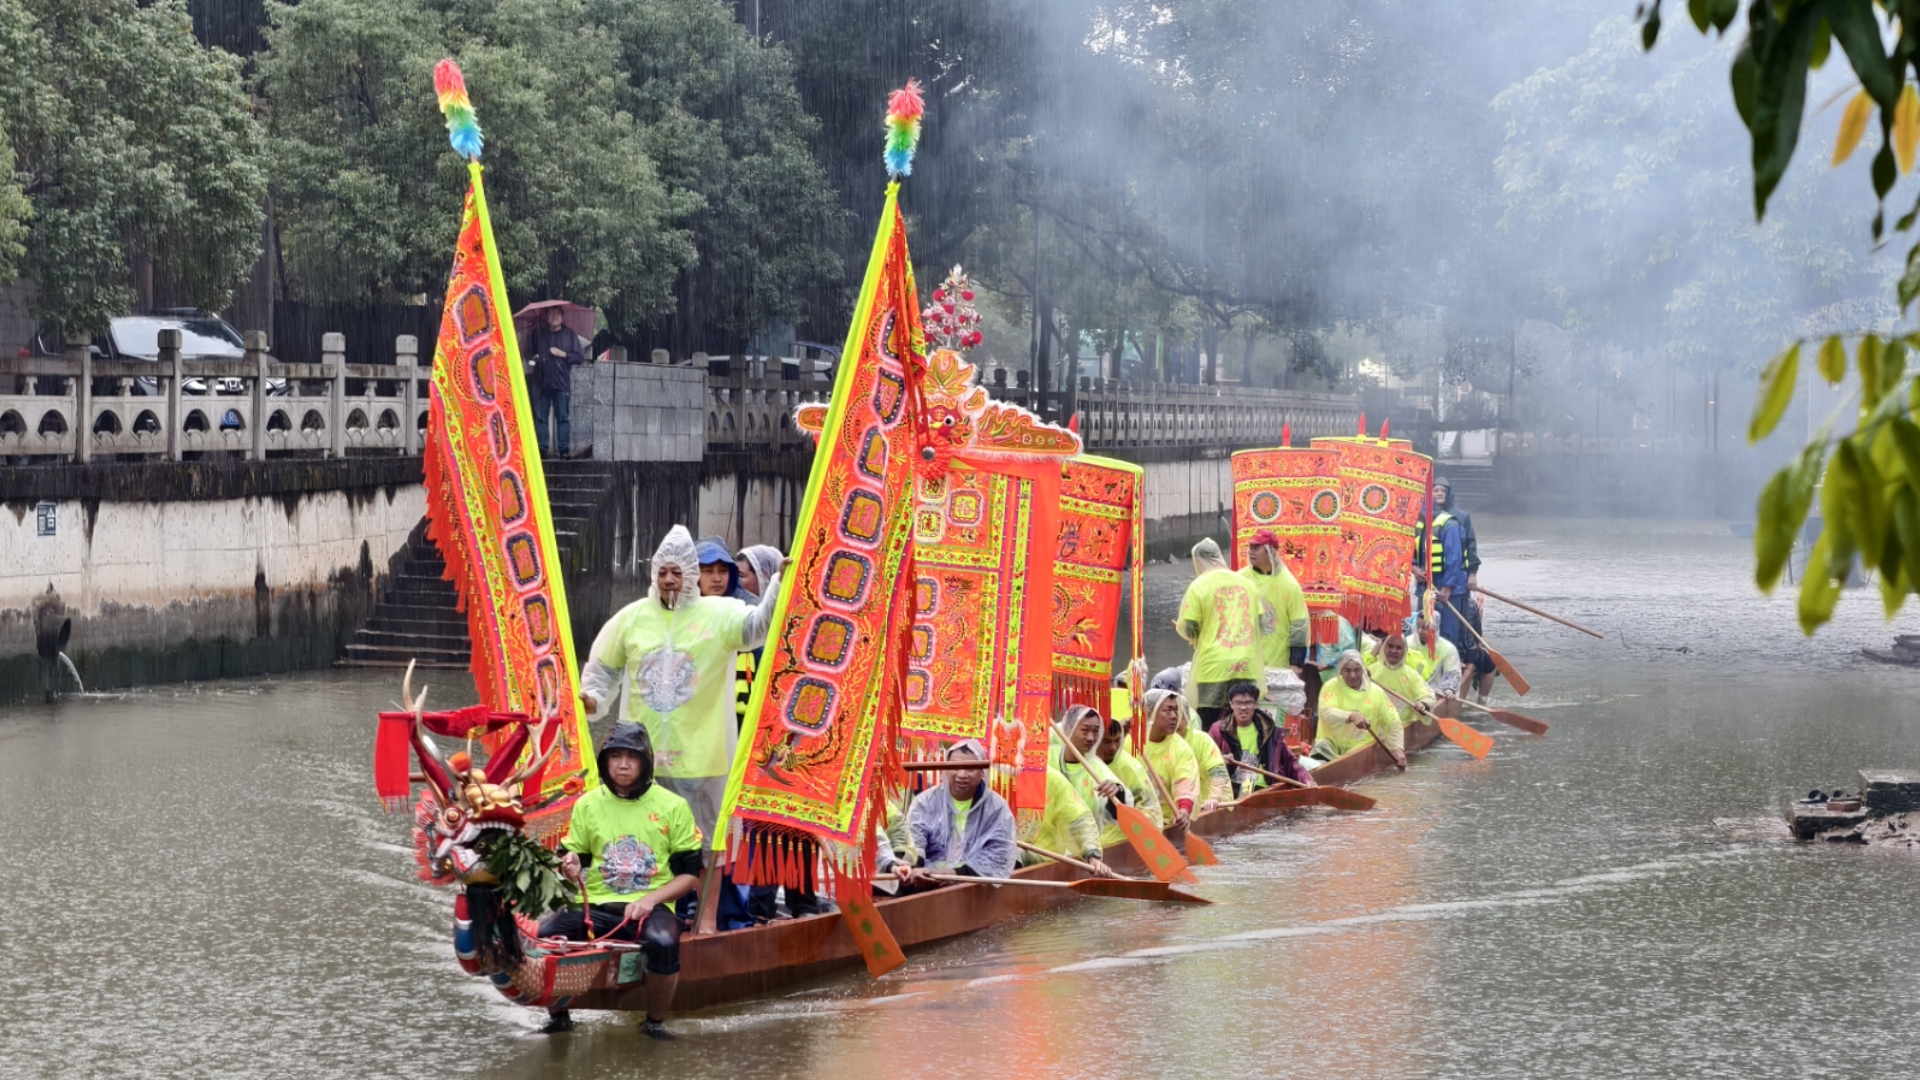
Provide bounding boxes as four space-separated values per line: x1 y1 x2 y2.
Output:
581 525 780 841
1240 529 1309 672
1177 537 1269 726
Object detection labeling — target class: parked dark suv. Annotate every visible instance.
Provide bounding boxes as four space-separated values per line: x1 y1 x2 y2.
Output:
32 312 283 431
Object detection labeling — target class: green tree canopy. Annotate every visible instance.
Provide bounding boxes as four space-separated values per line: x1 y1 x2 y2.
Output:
0 0 266 334
258 0 696 319
1643 0 1920 631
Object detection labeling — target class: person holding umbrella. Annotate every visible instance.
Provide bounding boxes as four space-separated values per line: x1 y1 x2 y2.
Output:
520 301 587 457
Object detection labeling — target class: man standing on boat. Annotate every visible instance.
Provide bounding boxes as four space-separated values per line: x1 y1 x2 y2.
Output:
540 722 701 1040
1417 481 1476 692
1176 538 1269 727
1240 529 1309 674
878 741 1018 892
581 526 781 843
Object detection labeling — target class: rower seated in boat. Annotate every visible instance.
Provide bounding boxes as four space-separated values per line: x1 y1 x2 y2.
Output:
876 740 1017 894
1049 705 1137 856
1312 651 1406 771
541 723 702 1040
1177 696 1233 811
1024 763 1114 874
1406 615 1463 698
1096 717 1163 830
1366 632 1440 726
1207 680 1315 796
1140 688 1202 830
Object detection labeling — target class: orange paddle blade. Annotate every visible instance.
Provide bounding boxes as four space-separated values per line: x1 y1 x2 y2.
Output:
837 888 905 977
1068 878 1213 904
1437 716 1493 760
1488 708 1548 735
1115 801 1191 883
1184 833 1220 866
1485 644 1531 696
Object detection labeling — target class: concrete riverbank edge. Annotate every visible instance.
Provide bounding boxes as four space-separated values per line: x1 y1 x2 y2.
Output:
2 457 426 705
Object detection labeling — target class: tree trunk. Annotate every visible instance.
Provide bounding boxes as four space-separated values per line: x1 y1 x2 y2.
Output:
1035 297 1054 421
1202 324 1221 385
1241 329 1256 386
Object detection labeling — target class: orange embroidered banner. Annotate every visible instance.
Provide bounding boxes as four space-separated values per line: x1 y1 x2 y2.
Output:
423 164 591 835
1051 455 1142 712
1312 436 1433 634
1230 446 1347 644
717 184 923 874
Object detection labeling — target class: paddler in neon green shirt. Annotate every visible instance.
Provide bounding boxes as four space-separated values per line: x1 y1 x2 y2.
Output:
1240 529 1309 672
1313 650 1405 770
1140 688 1202 829
1097 719 1163 831
1407 615 1463 697
580 525 781 840
1025 763 1113 873
1176 698 1232 811
1053 704 1138 850
1176 537 1269 726
1366 632 1439 728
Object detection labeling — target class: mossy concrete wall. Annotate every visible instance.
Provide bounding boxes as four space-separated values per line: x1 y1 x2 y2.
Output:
1 457 424 704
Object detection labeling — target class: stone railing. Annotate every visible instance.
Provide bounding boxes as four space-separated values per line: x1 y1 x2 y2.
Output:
704 366 1359 454
0 332 428 462
703 369 831 452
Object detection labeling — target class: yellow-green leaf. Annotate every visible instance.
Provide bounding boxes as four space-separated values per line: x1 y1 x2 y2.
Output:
1898 85 1920 174
1818 335 1846 383
1798 532 1843 633
1859 335 1883 413
1755 470 1795 591
1894 485 1920 604
1822 442 1862 576
1834 89 1874 166
1749 342 1800 442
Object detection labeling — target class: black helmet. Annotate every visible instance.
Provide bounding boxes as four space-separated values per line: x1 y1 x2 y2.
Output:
596 722 654 799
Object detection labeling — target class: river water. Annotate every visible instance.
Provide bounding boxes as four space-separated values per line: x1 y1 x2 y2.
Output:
3 518 1918 1079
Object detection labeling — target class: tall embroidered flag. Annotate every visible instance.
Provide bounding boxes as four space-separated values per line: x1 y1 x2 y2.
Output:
800 344 1079 836
715 179 925 883
421 61 591 837
1312 435 1433 634
1230 446 1346 644
1051 455 1143 712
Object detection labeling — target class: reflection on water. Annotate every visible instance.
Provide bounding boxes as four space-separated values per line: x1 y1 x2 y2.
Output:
4 518 1920 1079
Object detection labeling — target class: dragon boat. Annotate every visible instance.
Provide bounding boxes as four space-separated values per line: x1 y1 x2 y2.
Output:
386 684 1465 1017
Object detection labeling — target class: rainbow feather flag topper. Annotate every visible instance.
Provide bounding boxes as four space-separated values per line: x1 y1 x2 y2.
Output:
434 59 484 160
884 79 923 177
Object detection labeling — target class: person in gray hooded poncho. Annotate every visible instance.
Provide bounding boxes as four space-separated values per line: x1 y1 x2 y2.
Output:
876 740 1017 892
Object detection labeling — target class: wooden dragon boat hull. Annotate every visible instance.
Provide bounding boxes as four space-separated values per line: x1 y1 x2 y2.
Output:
565 697 1470 1015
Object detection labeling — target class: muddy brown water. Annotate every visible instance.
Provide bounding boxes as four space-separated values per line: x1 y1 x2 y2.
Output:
4 518 1918 1078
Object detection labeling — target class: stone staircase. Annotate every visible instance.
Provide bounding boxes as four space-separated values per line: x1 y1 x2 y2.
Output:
339 460 618 668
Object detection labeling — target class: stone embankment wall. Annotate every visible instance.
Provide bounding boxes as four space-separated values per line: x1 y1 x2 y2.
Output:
0 459 423 704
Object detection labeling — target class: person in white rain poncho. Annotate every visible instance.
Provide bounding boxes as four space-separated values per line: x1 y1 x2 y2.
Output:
582 526 781 840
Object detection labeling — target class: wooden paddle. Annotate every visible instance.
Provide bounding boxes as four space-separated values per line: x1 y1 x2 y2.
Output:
926 873 1212 904
836 883 906 977
1452 697 1549 735
1227 757 1378 811
1376 683 1493 761
1440 596 1531 696
1015 841 1211 905
1050 719 1193 883
1472 586 1604 639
